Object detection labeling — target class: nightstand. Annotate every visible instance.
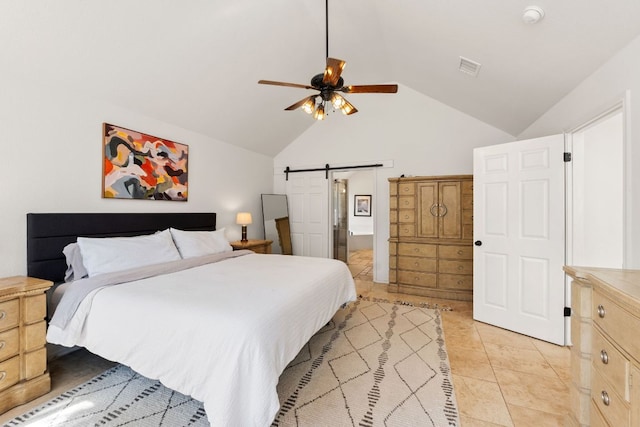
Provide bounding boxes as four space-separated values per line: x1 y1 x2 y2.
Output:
230 239 273 254
0 276 53 414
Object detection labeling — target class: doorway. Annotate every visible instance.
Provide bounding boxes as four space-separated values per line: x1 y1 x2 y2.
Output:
331 170 375 277
568 108 624 268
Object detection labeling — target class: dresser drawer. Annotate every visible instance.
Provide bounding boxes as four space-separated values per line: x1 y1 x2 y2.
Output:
397 271 437 287
398 224 416 237
592 327 629 401
0 299 19 332
398 183 415 196
397 257 437 273
439 274 473 290
439 260 473 275
0 355 20 392
398 210 415 223
398 196 415 209
591 367 630 427
590 402 610 427
439 245 473 260
398 243 437 257
0 328 19 362
593 290 640 358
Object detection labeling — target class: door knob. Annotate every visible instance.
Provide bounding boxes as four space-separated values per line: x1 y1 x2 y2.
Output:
474 240 482 246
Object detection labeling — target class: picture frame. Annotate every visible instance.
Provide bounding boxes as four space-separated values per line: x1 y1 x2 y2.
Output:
354 194 372 217
102 123 188 201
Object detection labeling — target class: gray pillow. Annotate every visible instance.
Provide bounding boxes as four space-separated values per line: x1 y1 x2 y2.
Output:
62 242 89 282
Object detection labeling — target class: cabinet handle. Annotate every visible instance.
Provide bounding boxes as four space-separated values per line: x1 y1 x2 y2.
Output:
439 204 448 217
601 390 610 406
0 371 5 382
0 341 4 350
0 311 5 321
597 304 606 318
404 214 409 220
430 204 439 217
457 250 464 255
458 265 464 271
457 280 464 285
600 350 609 364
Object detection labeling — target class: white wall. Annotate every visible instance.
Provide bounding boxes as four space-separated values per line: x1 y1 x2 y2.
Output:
519 34 640 268
0 79 273 278
274 84 514 282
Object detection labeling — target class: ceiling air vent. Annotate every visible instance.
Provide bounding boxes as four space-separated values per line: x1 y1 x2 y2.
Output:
458 56 481 77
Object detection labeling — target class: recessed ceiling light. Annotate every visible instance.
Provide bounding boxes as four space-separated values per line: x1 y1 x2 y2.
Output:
523 6 545 24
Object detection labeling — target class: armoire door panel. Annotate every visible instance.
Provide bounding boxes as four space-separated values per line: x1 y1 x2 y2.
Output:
417 183 438 238
439 181 462 239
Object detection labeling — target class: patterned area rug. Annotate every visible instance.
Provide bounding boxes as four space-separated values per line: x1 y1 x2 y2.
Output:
6 298 458 426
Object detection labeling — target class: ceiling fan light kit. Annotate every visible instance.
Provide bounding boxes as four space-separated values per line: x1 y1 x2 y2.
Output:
258 0 398 120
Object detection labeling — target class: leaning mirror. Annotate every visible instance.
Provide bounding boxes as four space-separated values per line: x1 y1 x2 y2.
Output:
261 194 290 254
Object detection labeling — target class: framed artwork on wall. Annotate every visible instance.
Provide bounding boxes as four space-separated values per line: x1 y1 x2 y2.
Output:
102 123 188 201
354 194 372 216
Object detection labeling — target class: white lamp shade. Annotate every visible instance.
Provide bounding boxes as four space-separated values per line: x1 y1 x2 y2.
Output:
236 212 252 225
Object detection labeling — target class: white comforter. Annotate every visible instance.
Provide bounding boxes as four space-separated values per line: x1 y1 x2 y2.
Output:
47 253 356 426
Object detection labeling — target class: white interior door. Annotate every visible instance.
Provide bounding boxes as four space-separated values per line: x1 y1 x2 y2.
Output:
473 134 566 345
285 173 329 257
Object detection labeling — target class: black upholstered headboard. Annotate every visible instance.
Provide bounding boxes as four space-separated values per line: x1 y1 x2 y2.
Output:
27 212 217 283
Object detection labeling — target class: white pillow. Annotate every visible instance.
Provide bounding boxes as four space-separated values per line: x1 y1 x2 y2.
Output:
77 229 182 277
169 227 232 259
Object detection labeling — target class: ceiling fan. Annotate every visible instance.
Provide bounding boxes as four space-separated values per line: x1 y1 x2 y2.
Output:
258 0 398 120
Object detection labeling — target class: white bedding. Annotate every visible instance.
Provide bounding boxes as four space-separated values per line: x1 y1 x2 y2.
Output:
47 253 356 426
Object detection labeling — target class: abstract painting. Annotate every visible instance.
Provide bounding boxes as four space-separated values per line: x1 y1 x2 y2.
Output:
102 123 188 201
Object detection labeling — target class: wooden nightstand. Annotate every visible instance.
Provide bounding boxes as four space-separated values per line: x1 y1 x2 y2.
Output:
0 276 53 414
230 239 273 254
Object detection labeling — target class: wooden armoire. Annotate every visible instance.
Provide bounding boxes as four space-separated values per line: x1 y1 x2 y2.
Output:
389 175 473 301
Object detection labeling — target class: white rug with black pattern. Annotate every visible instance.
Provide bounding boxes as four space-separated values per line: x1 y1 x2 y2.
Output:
6 298 458 427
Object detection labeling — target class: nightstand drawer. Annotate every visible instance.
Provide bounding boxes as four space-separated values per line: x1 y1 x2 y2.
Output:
593 290 640 358
0 355 20 392
25 321 47 352
24 294 47 324
0 328 19 361
25 347 47 380
0 299 19 332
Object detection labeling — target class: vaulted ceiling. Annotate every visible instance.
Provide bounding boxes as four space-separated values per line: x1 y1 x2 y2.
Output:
3 1 640 156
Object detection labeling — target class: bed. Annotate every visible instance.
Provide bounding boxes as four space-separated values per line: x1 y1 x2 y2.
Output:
27 212 357 426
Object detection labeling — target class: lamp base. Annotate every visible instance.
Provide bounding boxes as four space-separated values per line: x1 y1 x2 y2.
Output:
241 225 248 242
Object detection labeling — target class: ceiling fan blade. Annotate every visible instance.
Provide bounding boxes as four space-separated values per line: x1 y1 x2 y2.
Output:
342 84 398 94
258 80 314 90
284 95 316 111
322 58 346 87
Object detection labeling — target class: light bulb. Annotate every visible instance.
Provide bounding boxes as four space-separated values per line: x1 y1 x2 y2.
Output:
301 97 315 114
314 103 325 120
331 93 345 109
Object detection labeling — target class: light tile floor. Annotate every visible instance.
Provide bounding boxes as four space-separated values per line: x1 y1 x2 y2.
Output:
349 249 570 427
0 250 571 426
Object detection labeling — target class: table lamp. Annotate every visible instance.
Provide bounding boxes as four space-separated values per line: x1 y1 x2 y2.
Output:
236 212 252 242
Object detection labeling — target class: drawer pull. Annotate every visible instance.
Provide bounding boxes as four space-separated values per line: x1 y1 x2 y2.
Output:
404 215 409 220
600 349 609 364
0 341 4 350
0 371 5 382
597 304 606 318
414 262 419 267
458 266 464 271
457 280 464 285
0 311 5 321
601 390 610 406
457 250 463 255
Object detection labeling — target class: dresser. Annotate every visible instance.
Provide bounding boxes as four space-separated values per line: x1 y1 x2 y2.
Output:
564 267 640 427
230 239 273 254
389 175 473 301
0 276 52 414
